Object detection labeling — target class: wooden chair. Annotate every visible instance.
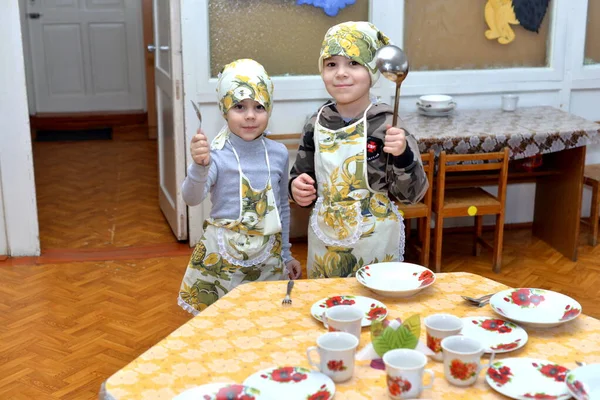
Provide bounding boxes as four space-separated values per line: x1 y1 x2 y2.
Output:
582 164 600 246
432 148 510 273
395 150 435 267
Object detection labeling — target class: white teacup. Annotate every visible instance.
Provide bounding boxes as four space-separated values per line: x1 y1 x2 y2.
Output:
383 349 434 399
501 94 519 112
418 94 455 110
424 314 463 361
307 332 358 383
321 305 363 340
441 335 495 386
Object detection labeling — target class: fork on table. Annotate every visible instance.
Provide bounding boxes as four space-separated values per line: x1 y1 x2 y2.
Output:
282 280 294 305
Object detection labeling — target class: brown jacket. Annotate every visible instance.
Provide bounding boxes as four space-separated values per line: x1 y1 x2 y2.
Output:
289 101 428 206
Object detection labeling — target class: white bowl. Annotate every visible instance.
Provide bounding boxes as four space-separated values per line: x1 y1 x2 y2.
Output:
355 262 435 298
417 94 455 110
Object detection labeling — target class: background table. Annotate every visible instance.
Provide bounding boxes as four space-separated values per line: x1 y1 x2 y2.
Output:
102 273 600 399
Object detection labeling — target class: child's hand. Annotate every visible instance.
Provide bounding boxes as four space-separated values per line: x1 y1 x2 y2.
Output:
190 129 210 166
383 125 407 156
286 259 302 280
291 173 316 206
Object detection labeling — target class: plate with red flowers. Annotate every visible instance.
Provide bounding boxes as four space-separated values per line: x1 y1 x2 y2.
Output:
174 383 264 400
486 358 571 399
310 295 388 327
566 364 600 400
460 316 528 353
243 366 335 400
489 288 582 328
355 262 436 298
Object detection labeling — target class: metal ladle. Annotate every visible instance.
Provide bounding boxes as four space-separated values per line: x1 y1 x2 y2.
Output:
375 45 409 126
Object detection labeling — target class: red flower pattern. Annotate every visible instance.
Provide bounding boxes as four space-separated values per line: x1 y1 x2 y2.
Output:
561 305 580 321
326 360 347 372
307 384 332 400
367 306 386 321
324 296 355 308
418 270 434 281
523 394 559 399
215 385 256 400
449 359 477 380
426 333 442 353
567 378 588 398
265 367 308 383
480 318 513 333
537 363 568 382
490 341 519 351
387 375 412 395
507 289 545 308
487 364 513 386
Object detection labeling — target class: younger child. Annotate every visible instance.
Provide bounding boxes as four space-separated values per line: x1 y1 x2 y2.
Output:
179 59 301 315
289 22 428 279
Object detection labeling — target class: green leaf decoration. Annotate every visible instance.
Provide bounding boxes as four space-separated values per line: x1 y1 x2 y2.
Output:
402 314 421 339
370 319 385 339
372 324 418 357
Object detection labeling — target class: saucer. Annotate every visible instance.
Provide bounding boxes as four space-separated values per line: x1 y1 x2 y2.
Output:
416 101 456 112
460 316 528 353
310 295 387 327
243 366 335 400
174 383 263 400
417 108 455 117
566 364 600 400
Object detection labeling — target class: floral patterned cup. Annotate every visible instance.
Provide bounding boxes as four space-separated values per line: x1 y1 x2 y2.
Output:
321 305 363 341
383 349 435 399
307 332 358 383
424 313 463 361
441 335 495 386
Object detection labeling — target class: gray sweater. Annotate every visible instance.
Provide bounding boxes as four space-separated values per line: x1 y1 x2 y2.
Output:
182 132 293 263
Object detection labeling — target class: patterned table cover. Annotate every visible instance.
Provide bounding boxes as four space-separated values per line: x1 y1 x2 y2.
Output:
400 106 600 160
102 272 600 399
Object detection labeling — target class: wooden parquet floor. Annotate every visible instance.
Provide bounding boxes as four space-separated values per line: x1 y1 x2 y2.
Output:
1 125 599 398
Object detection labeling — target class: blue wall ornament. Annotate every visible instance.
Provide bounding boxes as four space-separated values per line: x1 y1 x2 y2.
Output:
296 0 356 17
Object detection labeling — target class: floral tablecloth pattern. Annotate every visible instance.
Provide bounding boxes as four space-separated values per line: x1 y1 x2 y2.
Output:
400 106 600 160
102 272 600 399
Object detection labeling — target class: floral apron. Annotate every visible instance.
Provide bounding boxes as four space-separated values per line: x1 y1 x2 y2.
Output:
178 138 285 315
307 103 405 278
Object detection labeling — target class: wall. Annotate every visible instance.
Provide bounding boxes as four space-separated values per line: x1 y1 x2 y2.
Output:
0 2 40 256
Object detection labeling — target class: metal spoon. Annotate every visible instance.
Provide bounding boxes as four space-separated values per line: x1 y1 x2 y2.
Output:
190 101 208 166
375 44 409 127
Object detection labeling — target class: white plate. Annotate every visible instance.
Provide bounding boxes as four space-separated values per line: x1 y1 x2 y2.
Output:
490 288 582 328
566 364 600 400
174 383 263 400
243 366 335 400
356 262 435 298
486 358 571 399
310 295 387 327
460 316 528 353
417 108 455 117
416 101 456 112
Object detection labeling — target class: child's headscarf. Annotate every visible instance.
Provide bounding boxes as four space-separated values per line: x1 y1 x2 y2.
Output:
318 21 391 87
212 59 274 149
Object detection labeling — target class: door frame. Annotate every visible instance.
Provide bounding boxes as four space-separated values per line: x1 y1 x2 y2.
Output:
142 0 158 138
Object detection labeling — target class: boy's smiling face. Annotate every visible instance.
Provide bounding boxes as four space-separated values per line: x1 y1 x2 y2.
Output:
226 98 268 141
322 55 371 115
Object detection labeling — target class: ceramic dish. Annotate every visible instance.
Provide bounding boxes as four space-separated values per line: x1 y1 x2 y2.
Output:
418 94 455 109
486 358 571 399
417 108 455 117
355 262 435 298
243 366 335 400
416 101 456 113
174 383 263 400
566 364 600 400
310 295 387 327
489 288 582 328
460 316 528 353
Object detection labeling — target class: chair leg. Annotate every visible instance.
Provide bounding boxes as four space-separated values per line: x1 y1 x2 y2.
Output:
433 213 444 273
492 213 505 273
590 182 599 246
421 215 431 268
473 216 483 256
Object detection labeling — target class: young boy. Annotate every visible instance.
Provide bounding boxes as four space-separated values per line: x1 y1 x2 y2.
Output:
289 21 428 279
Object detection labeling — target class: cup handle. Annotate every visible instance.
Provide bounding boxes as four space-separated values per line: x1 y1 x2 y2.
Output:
321 312 329 330
478 352 496 376
422 369 435 390
306 346 321 371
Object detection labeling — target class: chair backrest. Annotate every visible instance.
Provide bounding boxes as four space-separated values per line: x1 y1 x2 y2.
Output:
435 148 510 208
421 150 435 207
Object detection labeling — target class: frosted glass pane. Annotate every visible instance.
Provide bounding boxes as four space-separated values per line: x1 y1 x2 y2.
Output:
404 0 549 71
585 0 600 65
208 0 369 77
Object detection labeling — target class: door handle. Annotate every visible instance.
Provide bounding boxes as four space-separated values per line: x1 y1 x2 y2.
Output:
27 12 42 19
159 46 170 52
147 44 156 53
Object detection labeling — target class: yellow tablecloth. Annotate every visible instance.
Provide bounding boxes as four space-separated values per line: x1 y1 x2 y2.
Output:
103 272 600 399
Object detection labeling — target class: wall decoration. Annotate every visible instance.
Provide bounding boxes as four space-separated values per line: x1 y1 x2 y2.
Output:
485 0 550 44
296 0 356 17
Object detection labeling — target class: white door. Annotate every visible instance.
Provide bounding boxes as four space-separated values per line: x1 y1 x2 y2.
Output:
26 0 145 112
153 0 187 240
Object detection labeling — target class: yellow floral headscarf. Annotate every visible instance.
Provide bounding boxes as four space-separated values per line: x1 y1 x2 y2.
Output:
319 21 391 87
212 59 274 150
